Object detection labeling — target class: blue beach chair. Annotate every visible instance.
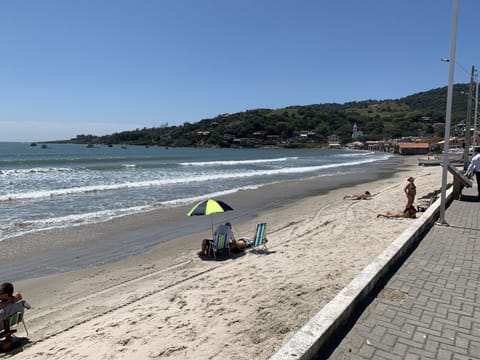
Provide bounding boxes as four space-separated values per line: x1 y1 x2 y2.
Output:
251 223 267 252
0 300 30 352
208 232 231 259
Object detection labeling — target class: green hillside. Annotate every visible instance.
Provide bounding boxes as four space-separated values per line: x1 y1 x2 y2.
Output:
65 83 473 147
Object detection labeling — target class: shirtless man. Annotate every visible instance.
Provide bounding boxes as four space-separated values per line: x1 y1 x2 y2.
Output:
343 191 371 200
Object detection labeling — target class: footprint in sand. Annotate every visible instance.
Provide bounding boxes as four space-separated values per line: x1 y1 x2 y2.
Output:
117 338 131 346
177 299 187 309
174 321 191 330
151 345 187 358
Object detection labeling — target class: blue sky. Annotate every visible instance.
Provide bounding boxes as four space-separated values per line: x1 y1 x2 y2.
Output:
1 0 479 142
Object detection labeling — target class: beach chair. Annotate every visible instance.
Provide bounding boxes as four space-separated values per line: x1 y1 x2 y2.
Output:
251 223 267 252
417 194 439 212
0 300 30 352
208 232 231 259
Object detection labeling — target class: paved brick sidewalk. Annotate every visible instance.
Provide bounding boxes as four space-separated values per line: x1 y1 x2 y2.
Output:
329 186 480 360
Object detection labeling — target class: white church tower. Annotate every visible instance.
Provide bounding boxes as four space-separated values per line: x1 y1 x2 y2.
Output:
352 124 363 139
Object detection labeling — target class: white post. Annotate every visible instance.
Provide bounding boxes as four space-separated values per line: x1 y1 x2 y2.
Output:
439 0 459 225
463 66 475 168
474 80 479 149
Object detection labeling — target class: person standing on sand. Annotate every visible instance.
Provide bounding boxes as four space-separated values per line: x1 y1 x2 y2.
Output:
466 146 480 200
404 176 416 210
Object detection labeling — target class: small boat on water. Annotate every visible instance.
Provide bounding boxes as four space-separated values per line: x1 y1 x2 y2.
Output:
30 142 37 147
41 144 48 149
418 158 442 166
418 154 464 167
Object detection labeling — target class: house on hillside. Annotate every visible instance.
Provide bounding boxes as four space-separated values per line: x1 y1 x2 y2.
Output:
252 131 265 138
298 131 316 142
328 134 340 143
327 134 341 149
437 136 464 151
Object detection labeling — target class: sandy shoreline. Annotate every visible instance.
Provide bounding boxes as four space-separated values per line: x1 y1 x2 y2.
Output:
0 155 404 281
5 156 448 359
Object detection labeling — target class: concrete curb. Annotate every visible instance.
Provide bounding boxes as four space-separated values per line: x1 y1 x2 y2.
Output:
270 187 454 360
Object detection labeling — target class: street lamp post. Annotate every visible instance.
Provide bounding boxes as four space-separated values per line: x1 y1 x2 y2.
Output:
463 66 475 168
474 79 479 149
441 57 471 76
439 0 459 226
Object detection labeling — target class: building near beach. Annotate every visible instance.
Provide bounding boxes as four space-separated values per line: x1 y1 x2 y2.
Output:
327 134 341 148
397 142 430 155
352 124 363 139
346 141 364 150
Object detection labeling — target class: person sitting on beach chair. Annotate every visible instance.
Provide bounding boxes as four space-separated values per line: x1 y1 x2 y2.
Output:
343 191 371 200
200 222 236 256
0 283 22 310
377 205 417 219
0 283 30 353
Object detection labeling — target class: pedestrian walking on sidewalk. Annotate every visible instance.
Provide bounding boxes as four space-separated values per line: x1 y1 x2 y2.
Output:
466 146 480 200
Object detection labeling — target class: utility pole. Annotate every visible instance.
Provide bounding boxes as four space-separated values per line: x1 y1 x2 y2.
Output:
439 0 459 225
463 65 475 169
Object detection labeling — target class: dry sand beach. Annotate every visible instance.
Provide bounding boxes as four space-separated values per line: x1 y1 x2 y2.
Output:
4 157 447 359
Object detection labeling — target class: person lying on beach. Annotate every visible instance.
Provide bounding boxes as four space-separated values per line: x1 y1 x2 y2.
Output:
230 238 248 253
0 282 22 310
343 191 371 200
377 205 417 219
200 222 236 256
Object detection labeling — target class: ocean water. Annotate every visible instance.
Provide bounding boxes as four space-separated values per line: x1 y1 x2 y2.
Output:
0 142 392 242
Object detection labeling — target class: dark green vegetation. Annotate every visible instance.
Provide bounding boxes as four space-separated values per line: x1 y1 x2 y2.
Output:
64 84 472 147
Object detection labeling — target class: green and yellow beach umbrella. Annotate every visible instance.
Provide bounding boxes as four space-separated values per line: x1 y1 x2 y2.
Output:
187 199 233 216
187 199 233 237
